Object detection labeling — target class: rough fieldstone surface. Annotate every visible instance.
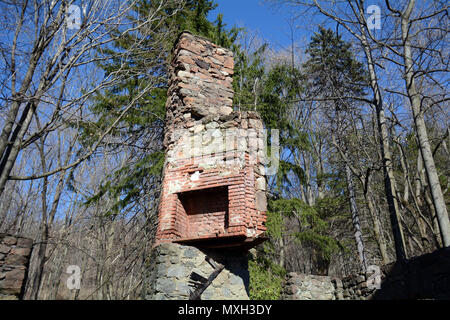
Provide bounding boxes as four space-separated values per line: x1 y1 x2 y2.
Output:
146 243 249 300
155 30 267 245
283 247 450 300
0 233 33 300
372 247 450 300
340 272 375 300
282 273 338 300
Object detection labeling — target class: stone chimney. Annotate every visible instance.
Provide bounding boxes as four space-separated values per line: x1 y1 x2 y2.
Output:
147 32 269 300
155 31 267 249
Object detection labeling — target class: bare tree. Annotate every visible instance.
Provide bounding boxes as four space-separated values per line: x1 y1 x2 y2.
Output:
380 0 450 246
0 0 184 300
272 0 410 261
0 0 179 192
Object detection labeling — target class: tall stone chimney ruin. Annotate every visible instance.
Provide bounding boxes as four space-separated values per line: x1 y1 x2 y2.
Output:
147 31 268 300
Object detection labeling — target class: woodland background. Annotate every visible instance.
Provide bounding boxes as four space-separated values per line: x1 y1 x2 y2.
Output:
0 0 448 299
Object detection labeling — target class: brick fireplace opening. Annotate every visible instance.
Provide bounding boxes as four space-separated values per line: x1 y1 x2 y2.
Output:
178 186 229 239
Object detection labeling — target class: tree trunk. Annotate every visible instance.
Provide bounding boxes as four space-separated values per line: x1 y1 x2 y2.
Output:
365 190 389 265
29 225 48 299
279 236 285 269
345 163 367 272
359 26 407 261
400 0 450 247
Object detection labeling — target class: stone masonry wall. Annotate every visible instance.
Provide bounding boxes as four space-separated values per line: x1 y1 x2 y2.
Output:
0 233 33 300
149 32 268 300
164 32 234 142
282 273 341 300
155 31 267 245
146 243 249 300
282 247 450 300
372 247 450 299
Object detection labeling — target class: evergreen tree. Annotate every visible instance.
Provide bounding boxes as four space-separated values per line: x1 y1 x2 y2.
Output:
248 40 343 297
250 28 369 294
78 0 239 216
303 27 367 113
303 27 371 272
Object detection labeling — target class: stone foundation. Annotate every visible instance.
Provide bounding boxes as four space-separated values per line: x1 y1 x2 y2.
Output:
282 273 340 300
0 233 33 300
146 243 249 300
372 247 450 300
282 247 450 300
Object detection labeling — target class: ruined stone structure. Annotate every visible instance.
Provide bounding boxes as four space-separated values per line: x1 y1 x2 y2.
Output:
146 31 450 302
282 247 450 300
0 233 33 300
155 31 267 248
147 32 267 300
282 273 340 300
146 243 249 300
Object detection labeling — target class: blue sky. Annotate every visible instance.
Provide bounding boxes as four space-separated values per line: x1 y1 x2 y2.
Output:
208 1 387 54
209 0 312 50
